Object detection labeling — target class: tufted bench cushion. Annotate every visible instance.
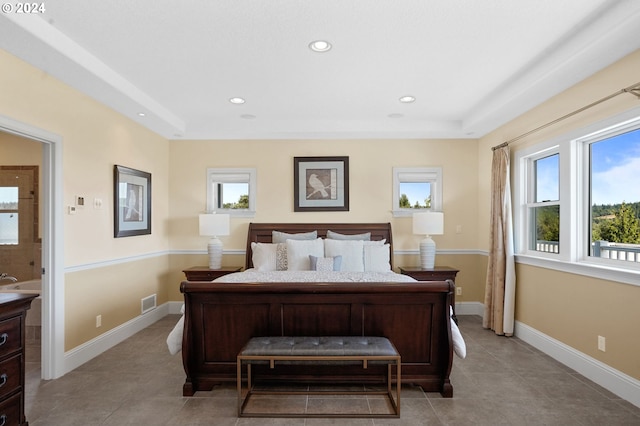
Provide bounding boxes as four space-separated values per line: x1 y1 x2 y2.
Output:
237 336 401 418
240 336 398 359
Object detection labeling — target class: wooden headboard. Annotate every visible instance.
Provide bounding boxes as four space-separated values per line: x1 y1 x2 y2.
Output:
245 223 394 270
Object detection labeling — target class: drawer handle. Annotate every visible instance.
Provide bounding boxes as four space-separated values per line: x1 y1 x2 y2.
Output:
0 374 6 387
0 333 7 346
0 414 6 426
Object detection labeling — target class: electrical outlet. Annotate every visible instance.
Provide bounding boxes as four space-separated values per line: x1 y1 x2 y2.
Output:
598 335 606 352
456 286 462 296
96 315 102 328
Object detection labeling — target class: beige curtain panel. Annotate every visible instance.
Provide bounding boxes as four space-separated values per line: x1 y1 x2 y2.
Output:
483 145 516 336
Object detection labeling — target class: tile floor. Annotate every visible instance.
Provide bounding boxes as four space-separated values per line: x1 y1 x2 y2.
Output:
24 315 640 425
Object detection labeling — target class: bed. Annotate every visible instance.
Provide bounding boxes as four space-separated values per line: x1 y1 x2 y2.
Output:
174 223 463 397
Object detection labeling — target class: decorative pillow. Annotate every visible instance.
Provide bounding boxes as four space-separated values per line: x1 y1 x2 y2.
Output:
326 230 371 241
286 238 324 270
309 255 342 271
323 239 364 272
364 244 391 272
272 230 318 244
275 243 288 270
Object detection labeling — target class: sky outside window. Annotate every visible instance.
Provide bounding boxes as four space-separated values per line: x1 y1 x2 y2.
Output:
590 128 640 205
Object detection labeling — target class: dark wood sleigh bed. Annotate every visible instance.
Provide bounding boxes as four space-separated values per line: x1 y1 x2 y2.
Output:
180 223 455 397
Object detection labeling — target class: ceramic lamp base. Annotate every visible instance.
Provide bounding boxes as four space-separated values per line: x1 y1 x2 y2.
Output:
419 236 436 269
207 237 223 269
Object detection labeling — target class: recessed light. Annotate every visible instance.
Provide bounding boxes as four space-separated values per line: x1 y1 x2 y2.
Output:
229 97 245 104
388 113 404 118
137 112 146 117
309 40 332 52
399 96 415 103
241 114 256 119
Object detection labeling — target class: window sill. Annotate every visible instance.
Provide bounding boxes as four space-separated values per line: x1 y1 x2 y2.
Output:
515 254 640 287
215 210 256 218
392 209 431 218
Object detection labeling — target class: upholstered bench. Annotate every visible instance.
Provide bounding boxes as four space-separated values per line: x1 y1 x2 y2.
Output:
236 336 401 418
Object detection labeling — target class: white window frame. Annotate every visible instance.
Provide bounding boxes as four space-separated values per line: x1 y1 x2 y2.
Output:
513 106 640 286
206 168 256 218
392 167 442 217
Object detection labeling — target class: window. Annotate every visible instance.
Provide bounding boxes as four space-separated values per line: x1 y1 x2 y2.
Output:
527 152 560 254
515 110 640 280
0 187 19 245
206 168 256 217
583 124 640 263
392 167 442 217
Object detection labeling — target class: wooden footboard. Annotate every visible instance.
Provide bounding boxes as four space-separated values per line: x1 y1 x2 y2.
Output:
180 280 454 397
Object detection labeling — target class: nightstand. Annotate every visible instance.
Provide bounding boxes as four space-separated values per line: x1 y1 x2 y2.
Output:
399 266 459 323
183 266 242 281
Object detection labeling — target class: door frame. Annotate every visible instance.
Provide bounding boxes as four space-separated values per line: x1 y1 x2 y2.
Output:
0 114 64 379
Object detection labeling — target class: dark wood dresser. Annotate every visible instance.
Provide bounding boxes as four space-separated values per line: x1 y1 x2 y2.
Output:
0 293 38 426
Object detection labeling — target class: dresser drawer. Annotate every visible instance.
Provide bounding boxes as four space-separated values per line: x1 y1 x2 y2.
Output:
0 354 21 401
0 391 21 426
0 317 21 356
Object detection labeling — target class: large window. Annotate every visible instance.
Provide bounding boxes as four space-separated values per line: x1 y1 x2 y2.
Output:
585 125 640 263
206 168 256 217
515 111 640 279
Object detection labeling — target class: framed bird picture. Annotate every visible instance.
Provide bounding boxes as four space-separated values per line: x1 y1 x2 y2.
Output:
294 156 349 212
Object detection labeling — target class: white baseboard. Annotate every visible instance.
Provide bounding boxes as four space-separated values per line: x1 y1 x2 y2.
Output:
63 303 170 374
515 320 640 408
455 301 484 316
167 300 184 314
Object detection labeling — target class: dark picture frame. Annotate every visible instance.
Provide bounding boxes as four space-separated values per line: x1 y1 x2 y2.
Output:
294 156 349 212
114 165 151 237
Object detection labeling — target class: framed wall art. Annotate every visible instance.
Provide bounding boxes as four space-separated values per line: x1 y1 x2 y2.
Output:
114 165 151 237
294 156 349 212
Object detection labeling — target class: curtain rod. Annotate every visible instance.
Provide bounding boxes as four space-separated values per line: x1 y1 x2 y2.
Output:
491 81 640 151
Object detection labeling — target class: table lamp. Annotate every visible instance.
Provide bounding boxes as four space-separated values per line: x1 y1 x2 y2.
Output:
199 213 230 269
412 211 444 269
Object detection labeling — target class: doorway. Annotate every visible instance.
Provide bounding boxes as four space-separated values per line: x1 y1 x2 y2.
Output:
0 115 64 380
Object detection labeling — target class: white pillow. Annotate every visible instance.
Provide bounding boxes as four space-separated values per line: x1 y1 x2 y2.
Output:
286 238 324 270
324 239 364 272
364 244 391 272
251 242 277 271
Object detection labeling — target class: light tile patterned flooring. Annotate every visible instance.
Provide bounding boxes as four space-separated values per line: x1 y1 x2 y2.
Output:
24 315 640 425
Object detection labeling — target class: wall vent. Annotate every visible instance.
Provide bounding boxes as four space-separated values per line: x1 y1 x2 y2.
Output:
141 294 157 315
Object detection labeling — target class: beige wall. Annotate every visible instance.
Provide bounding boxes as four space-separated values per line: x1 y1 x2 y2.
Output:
0 50 172 351
166 138 486 300
478 49 640 380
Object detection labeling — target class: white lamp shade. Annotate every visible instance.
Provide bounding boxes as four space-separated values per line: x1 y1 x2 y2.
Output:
199 214 230 237
412 212 444 236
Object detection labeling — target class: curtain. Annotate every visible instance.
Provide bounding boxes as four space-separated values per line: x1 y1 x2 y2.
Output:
483 145 516 336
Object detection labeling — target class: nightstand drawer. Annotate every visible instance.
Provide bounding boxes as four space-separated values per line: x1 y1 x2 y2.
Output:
0 354 21 400
0 317 21 356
